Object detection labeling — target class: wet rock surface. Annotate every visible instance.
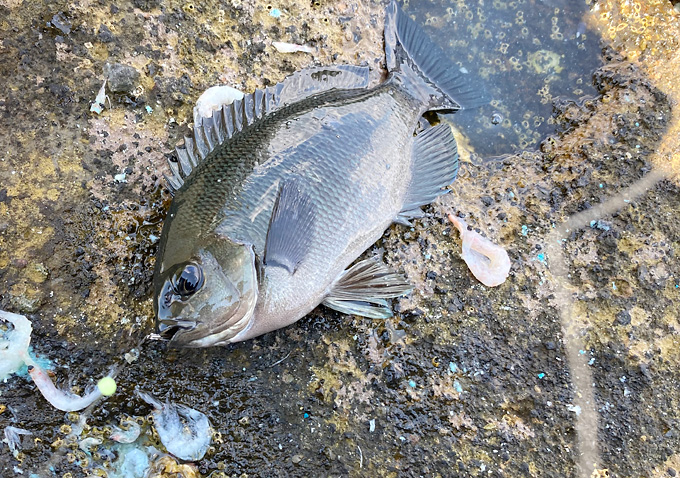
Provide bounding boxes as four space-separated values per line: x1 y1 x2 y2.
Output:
0 1 679 477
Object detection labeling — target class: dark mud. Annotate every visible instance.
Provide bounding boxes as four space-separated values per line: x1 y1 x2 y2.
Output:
1 1 679 477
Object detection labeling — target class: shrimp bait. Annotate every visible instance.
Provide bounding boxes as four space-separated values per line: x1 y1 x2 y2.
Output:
447 214 511 287
0 309 32 380
110 418 141 443
27 364 106 412
137 390 212 461
4 426 32 458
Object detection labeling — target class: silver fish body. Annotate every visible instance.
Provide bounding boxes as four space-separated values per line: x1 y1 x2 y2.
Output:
154 1 486 347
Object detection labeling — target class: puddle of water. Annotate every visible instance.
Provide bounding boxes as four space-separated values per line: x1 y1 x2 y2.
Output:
405 0 603 159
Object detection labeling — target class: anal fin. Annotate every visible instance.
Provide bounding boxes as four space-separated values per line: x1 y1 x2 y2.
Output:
264 180 315 274
322 259 412 319
396 123 459 224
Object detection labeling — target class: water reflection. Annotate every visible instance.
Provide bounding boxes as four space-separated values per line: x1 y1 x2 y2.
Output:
406 0 603 159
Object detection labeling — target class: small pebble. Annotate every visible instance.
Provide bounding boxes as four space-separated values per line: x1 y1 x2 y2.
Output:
98 24 114 42
104 63 141 94
50 12 71 35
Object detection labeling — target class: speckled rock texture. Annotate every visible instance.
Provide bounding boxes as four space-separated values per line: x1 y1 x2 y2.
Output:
0 1 679 477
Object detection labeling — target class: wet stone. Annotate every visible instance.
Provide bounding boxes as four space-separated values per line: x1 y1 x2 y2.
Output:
49 12 71 35
104 63 141 94
480 195 494 207
98 24 114 43
615 310 631 326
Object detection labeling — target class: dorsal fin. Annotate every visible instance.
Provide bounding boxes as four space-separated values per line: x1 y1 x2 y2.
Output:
164 65 370 194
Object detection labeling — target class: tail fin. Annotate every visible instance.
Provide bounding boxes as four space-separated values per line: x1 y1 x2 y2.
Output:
384 0 489 110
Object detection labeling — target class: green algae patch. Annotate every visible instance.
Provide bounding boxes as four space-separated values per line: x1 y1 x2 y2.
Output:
526 50 564 75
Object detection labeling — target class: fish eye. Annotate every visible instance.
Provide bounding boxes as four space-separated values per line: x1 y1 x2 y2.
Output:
172 263 204 298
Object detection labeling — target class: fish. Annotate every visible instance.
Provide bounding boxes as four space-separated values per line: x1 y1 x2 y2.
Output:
153 0 487 347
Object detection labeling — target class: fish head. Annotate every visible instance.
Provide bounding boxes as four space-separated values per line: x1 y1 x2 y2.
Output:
154 237 258 347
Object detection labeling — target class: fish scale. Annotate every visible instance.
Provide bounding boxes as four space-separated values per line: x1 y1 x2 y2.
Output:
153 1 485 347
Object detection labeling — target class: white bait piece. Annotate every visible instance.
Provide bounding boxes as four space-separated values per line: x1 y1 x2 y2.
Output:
0 310 32 380
4 426 32 458
448 214 511 287
194 85 245 124
272 41 314 53
110 419 142 443
27 363 107 412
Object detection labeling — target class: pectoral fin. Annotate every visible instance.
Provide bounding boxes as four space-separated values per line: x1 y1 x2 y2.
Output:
322 259 412 319
396 123 459 224
264 180 315 274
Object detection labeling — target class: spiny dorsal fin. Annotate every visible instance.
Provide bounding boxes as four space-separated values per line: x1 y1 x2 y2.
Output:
275 65 369 105
165 65 370 194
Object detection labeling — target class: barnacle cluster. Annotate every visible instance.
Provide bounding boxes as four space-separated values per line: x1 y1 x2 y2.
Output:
588 0 679 62
586 0 680 178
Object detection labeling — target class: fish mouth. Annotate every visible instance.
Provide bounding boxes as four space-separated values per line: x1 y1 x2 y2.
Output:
157 319 197 341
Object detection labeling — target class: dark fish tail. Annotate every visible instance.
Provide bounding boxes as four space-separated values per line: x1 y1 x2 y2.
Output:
384 1 489 110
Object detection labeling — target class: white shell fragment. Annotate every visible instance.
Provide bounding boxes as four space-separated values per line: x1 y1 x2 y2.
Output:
447 214 511 287
90 79 109 114
272 41 314 54
137 391 212 461
194 85 245 124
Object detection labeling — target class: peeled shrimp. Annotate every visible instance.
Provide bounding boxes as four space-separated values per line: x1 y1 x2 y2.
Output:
137 391 212 461
27 363 104 412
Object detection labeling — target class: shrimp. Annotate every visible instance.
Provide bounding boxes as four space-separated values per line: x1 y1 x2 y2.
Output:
0 309 32 379
447 214 511 287
27 363 103 412
4 426 32 458
137 390 212 461
110 418 141 443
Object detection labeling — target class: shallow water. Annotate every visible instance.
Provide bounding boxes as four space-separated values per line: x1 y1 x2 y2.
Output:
405 0 603 158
